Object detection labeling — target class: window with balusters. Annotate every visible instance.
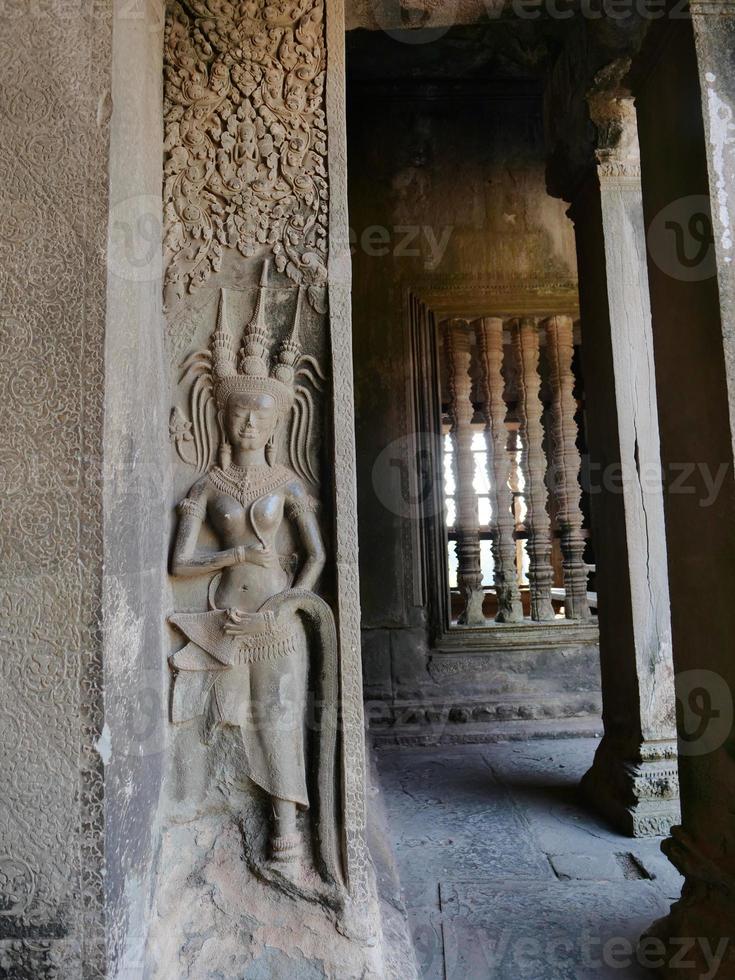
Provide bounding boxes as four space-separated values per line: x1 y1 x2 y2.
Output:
434 313 595 629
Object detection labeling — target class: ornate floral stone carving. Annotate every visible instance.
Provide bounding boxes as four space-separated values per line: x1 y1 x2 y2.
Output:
163 0 329 313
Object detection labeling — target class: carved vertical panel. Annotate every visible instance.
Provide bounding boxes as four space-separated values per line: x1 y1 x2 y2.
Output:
474 317 523 622
162 0 372 922
443 320 484 625
512 317 555 621
545 315 590 620
323 0 370 904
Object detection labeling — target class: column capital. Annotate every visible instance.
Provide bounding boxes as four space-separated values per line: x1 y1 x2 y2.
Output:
595 158 642 182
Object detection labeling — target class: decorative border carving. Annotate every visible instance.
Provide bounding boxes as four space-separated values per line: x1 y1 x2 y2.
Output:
596 160 642 181
324 0 370 907
407 276 580 320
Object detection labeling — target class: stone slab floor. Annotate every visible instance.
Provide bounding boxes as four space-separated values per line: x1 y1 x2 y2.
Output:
374 737 685 980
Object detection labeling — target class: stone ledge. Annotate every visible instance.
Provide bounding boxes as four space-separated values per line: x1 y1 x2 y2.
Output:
367 690 602 732
371 715 603 748
431 620 600 656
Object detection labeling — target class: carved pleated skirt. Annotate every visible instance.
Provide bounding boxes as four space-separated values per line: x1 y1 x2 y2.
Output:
169 609 309 808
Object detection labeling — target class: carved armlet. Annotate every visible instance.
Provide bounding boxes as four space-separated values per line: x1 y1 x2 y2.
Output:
285 496 319 520
178 496 207 520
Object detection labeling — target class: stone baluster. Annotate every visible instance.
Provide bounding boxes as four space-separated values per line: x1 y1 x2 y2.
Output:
474 317 523 622
544 315 590 620
443 320 484 625
511 317 555 621
506 422 526 582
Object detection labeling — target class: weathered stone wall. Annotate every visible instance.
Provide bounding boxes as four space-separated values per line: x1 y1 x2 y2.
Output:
0 2 113 976
347 71 601 736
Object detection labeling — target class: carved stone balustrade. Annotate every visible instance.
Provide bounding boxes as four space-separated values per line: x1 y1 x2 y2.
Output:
440 313 591 627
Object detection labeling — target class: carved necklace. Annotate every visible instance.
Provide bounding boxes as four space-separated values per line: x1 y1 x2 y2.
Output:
208 462 291 508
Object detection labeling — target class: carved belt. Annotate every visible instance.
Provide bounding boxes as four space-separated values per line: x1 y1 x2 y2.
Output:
169 608 298 666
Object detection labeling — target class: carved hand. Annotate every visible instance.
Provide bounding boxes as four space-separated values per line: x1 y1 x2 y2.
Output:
222 606 265 636
233 545 280 569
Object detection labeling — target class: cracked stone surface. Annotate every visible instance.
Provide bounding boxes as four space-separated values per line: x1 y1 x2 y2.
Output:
374 737 684 979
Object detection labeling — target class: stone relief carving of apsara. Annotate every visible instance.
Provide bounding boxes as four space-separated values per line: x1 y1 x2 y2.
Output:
163 0 329 313
168 261 341 889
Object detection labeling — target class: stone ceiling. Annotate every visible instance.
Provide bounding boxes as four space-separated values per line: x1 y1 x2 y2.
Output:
346 21 565 82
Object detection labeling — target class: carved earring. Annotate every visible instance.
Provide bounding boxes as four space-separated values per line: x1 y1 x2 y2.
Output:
217 409 231 468
267 421 283 465
265 434 276 465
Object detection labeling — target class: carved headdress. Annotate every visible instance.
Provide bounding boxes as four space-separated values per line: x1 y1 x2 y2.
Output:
212 260 304 413
176 260 325 483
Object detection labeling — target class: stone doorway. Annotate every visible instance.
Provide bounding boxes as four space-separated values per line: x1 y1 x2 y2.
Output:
345 19 682 977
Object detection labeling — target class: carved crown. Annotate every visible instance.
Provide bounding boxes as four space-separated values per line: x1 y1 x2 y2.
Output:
212 260 304 414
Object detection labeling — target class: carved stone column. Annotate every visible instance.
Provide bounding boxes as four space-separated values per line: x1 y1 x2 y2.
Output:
543 315 590 621
632 15 735 974
511 317 555 621
474 317 523 622
444 320 484 625
568 100 679 837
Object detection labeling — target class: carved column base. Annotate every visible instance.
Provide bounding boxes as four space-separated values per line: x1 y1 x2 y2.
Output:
457 588 485 626
581 736 680 837
494 589 524 624
640 827 735 977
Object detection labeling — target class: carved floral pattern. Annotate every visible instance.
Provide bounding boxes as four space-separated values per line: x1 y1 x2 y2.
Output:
163 0 329 312
0 5 109 975
0 858 35 918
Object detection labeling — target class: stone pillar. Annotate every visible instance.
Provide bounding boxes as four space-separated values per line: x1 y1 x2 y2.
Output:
569 104 679 837
474 316 523 623
632 14 735 974
690 0 735 459
511 317 555 621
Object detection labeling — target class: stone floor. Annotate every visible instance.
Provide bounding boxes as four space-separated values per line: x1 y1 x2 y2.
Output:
374 737 684 980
